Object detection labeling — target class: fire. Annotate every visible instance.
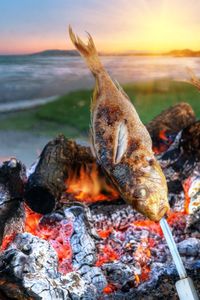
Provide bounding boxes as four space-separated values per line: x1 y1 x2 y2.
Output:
24 205 73 274
183 176 200 214
0 234 15 251
134 237 152 284
103 283 118 294
132 220 163 236
153 129 174 154
97 228 112 239
65 163 119 203
25 204 42 234
96 244 121 267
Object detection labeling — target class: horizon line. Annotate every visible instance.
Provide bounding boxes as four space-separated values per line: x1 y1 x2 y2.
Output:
0 47 200 56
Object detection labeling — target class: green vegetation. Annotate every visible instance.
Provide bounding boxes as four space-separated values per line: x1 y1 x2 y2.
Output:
0 80 200 138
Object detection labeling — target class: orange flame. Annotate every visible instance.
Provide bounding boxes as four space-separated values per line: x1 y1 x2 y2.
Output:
25 204 42 234
66 163 119 203
183 177 192 214
134 237 151 284
132 220 163 236
153 129 174 154
103 283 118 294
96 244 120 267
1 234 15 251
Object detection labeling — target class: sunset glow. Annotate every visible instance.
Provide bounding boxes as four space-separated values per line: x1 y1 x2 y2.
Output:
0 0 199 54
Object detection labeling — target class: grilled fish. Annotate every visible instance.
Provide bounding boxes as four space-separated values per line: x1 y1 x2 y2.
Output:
69 26 170 221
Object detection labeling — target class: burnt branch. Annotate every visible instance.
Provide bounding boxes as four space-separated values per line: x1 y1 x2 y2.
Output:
0 159 26 246
25 135 95 214
146 102 196 148
159 121 200 196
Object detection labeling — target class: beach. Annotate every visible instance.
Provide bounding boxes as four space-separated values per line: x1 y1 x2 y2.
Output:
1 55 200 104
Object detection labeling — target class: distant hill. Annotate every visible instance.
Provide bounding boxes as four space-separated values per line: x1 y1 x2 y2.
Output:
165 49 200 57
30 49 80 56
2 48 199 57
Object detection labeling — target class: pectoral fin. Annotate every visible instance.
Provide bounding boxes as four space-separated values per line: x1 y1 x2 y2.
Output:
114 122 128 164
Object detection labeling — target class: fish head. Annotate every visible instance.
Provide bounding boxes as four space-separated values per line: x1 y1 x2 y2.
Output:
129 159 169 222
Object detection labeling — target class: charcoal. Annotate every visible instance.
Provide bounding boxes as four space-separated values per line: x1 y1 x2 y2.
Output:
0 290 11 300
159 121 200 196
0 158 26 245
64 205 97 269
146 102 195 150
25 135 78 214
102 262 134 286
187 207 200 232
0 233 98 300
178 238 200 257
180 121 200 159
79 266 107 292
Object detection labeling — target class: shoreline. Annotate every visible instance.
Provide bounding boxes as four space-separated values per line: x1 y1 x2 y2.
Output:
0 95 59 113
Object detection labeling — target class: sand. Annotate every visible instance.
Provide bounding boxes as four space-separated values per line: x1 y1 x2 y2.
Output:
0 130 52 168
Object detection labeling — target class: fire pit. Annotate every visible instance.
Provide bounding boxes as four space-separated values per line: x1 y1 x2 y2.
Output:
0 103 199 300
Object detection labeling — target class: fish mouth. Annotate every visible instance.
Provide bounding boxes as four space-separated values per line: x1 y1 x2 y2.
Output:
146 204 169 222
158 205 169 218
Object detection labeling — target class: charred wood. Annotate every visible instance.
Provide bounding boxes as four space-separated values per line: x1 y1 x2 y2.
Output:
186 208 200 233
158 121 200 195
0 233 98 300
25 135 96 214
0 159 26 246
146 102 196 149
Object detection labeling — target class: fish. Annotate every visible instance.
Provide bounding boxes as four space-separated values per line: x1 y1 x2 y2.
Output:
186 67 200 91
69 26 170 221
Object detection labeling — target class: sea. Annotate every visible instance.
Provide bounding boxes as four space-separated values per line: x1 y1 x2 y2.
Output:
0 55 200 105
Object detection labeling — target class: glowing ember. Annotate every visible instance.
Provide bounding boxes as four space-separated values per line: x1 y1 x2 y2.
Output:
25 204 42 234
65 163 119 203
37 215 73 274
103 283 118 294
24 205 73 274
97 228 112 239
0 234 15 251
96 244 121 267
134 237 151 283
153 129 175 154
132 220 163 236
183 176 200 214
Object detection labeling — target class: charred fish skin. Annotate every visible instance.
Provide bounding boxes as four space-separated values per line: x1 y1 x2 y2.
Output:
69 26 170 222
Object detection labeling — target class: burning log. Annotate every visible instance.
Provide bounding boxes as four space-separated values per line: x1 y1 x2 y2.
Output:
186 208 200 233
146 102 196 153
0 159 26 246
158 121 200 198
180 121 200 159
25 135 119 213
25 135 96 214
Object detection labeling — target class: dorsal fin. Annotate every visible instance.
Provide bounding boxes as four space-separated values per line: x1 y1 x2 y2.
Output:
186 67 200 91
114 79 130 100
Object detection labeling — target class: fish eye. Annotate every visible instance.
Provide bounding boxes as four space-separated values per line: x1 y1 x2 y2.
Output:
134 186 148 199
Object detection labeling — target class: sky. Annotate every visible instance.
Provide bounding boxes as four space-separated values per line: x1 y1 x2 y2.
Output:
0 0 200 54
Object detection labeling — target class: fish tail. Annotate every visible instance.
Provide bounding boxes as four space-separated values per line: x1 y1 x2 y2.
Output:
69 26 103 75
